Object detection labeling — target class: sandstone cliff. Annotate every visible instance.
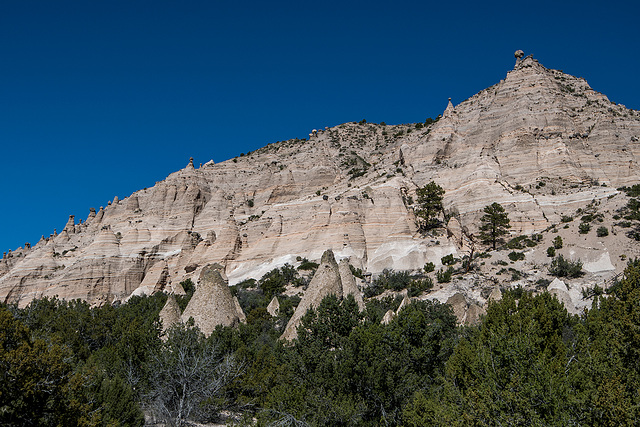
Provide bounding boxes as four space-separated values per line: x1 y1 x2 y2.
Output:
2 55 639 307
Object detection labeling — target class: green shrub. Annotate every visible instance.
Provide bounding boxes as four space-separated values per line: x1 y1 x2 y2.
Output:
441 254 455 266
508 251 525 262
364 269 413 297
549 255 583 278
506 236 527 249
349 264 364 279
423 262 435 273
511 269 522 281
596 226 609 237
547 246 556 257
579 222 591 234
553 236 563 249
436 267 454 283
408 277 433 297
297 258 319 271
561 215 573 223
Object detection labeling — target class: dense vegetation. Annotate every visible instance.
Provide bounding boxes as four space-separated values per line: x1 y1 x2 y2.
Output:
3 260 640 426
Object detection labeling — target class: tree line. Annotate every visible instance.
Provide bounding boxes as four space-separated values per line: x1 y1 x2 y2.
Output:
2 258 640 425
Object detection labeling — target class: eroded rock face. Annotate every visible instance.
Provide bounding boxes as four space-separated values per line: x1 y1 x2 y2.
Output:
2 55 639 307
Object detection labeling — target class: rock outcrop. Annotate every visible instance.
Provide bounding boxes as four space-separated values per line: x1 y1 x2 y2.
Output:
1 54 639 308
181 264 244 335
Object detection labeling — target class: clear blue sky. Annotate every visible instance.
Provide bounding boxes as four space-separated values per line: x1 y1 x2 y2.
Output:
1 0 639 253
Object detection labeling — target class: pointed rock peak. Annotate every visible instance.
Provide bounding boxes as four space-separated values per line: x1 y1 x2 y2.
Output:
198 263 227 287
396 294 411 315
233 296 247 324
159 294 182 332
381 309 395 325
281 249 343 341
443 97 455 118
63 215 75 233
338 259 365 311
547 277 567 292
267 295 280 317
320 249 338 267
488 286 502 302
171 279 186 295
181 263 241 335
511 52 545 74
447 292 468 324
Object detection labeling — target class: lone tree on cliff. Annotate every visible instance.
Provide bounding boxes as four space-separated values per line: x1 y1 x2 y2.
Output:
479 202 511 249
415 181 445 232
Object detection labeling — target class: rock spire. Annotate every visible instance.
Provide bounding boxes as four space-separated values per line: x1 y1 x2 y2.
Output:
181 264 244 336
281 250 363 341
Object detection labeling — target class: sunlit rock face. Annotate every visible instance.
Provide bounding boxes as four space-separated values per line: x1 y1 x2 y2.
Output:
2 55 640 307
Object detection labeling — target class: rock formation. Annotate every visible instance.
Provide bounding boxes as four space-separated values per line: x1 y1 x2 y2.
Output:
233 296 247 324
381 309 394 325
338 259 365 311
1 54 639 310
181 264 244 335
281 250 362 340
266 296 280 317
159 294 182 333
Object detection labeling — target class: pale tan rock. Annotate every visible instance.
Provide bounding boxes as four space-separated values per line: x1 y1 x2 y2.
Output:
281 250 342 341
266 296 280 317
447 293 468 324
381 309 395 325
396 294 411 315
159 294 182 332
465 304 486 325
233 296 246 324
488 286 503 302
181 265 241 336
338 259 364 311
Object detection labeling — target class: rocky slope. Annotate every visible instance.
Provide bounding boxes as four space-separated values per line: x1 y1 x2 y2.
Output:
2 54 640 308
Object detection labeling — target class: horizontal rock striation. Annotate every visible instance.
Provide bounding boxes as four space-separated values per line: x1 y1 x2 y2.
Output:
1 55 639 306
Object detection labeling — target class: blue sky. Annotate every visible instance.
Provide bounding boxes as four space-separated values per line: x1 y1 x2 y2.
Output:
1 0 639 253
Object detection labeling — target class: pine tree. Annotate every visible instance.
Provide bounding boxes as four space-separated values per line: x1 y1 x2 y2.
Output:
479 202 511 249
415 182 445 232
